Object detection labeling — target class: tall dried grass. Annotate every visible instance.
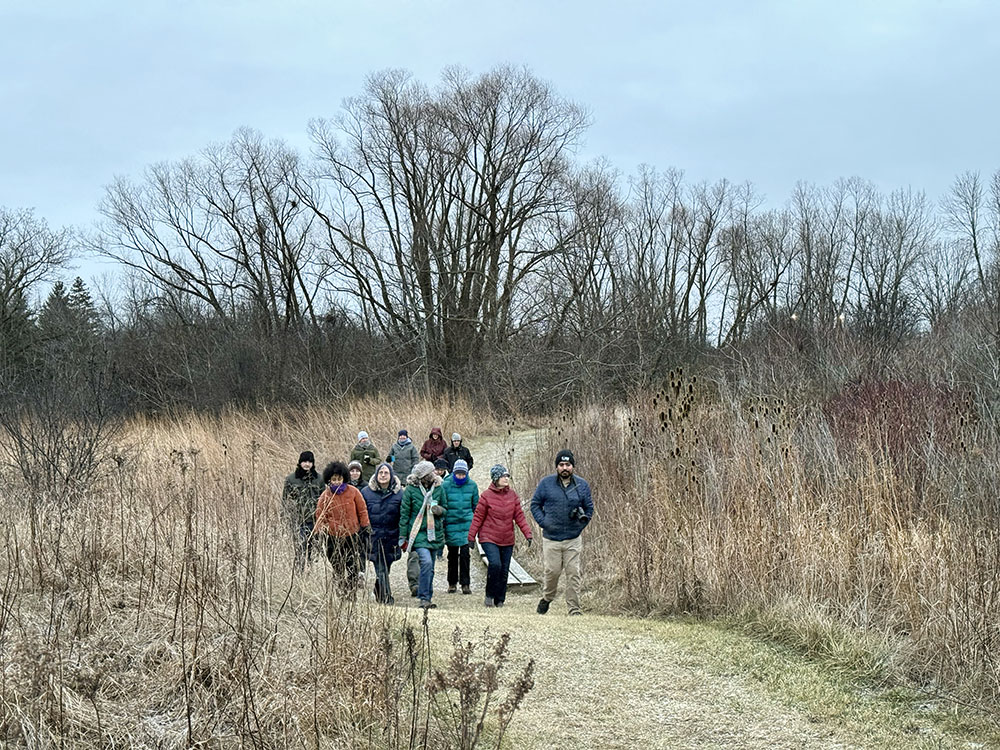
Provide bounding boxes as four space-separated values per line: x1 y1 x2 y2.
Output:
0 399 524 748
529 376 1000 709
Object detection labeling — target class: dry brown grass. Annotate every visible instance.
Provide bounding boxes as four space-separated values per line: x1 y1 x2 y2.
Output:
524 380 1000 714
0 399 514 748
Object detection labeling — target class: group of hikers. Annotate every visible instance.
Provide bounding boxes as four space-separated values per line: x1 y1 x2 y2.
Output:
282 427 594 613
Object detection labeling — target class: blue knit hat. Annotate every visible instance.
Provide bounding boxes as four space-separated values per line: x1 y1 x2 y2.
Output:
453 459 469 474
490 464 510 484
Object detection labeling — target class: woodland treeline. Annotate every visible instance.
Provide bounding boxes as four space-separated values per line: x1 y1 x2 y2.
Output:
3 65 1000 418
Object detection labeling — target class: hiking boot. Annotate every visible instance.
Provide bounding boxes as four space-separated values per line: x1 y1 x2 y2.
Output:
536 598 550 615
383 596 395 606
484 596 495 608
410 589 418 598
448 585 457 593
418 599 437 609
461 585 472 595
494 601 504 608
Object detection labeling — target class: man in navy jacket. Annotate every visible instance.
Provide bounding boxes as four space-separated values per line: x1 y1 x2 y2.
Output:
530 449 594 615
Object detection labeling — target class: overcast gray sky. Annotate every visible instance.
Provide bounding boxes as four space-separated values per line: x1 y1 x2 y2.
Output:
2 0 998 272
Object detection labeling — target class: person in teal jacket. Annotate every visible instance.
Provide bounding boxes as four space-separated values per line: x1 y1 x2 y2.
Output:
398 460 448 609
442 459 479 594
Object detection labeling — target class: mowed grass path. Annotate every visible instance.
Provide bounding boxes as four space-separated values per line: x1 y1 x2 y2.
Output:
365 432 988 749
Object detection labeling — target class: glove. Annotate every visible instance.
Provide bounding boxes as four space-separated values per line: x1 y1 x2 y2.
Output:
399 538 408 552
431 504 445 517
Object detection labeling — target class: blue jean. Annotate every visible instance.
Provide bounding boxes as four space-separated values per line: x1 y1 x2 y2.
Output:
415 547 435 601
481 542 513 605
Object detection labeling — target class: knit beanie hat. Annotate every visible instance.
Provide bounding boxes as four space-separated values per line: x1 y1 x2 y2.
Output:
452 432 462 442
412 460 436 480
298 451 315 465
452 459 469 474
348 460 363 472
357 431 369 442
398 428 408 437
434 458 449 471
555 449 575 467
490 464 510 484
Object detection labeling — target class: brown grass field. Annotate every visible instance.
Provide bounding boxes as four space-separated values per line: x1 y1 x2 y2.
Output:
1 392 998 747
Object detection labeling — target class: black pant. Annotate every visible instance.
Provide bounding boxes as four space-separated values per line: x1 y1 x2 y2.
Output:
326 535 359 583
447 544 471 587
480 542 513 604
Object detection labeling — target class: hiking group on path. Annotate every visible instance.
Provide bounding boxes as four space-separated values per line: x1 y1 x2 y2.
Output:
282 428 594 613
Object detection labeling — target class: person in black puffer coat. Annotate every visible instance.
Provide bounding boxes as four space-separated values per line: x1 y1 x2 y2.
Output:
360 462 404 604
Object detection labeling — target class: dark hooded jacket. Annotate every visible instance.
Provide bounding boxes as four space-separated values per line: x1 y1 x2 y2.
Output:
361 462 403 562
419 427 447 463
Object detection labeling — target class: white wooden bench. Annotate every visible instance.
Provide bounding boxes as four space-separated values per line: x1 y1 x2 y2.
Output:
475 542 538 588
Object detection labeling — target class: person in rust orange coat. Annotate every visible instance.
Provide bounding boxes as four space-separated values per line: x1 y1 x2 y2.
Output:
468 464 532 608
316 460 371 586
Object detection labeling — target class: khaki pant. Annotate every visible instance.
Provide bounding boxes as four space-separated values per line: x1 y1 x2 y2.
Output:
542 536 583 614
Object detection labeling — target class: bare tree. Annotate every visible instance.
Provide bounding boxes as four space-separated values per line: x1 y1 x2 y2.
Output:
96 129 320 333
0 208 71 372
299 65 589 390
849 188 931 357
717 183 797 344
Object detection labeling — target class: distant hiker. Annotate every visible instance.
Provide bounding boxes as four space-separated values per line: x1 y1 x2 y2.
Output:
347 460 365 489
350 431 380 483
315 461 371 589
443 432 474 472
530 450 593 616
468 464 532 608
399 460 448 609
361 462 403 604
387 429 420 479
419 427 447 463
442 459 479 594
433 458 450 478
282 450 324 570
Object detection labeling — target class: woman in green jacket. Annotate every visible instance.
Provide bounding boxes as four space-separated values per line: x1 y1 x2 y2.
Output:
398 460 448 609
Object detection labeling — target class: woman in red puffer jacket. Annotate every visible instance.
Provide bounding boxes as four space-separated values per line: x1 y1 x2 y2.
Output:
468 464 532 608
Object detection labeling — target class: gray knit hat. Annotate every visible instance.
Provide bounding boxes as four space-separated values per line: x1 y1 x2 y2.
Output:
412 460 436 479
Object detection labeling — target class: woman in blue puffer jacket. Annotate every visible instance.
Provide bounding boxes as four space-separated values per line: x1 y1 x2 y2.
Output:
442 459 479 594
361 462 403 604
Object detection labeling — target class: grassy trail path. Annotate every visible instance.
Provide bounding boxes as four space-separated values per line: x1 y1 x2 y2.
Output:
380 432 983 750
